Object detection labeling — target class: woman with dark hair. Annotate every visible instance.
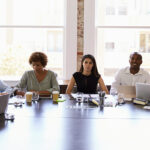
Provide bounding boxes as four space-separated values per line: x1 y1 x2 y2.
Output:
15 52 59 96
66 54 108 94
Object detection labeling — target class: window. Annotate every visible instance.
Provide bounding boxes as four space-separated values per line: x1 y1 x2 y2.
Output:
105 42 115 51
139 32 150 53
84 0 150 84
0 0 77 80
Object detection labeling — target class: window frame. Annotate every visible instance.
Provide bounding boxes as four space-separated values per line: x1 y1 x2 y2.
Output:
84 0 150 83
0 0 77 81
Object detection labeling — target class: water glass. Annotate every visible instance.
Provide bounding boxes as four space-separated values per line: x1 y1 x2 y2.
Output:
15 88 26 106
76 92 84 103
32 92 39 101
117 93 125 104
109 88 118 106
110 88 118 97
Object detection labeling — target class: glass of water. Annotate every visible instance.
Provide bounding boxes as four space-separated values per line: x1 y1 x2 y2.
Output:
15 88 26 106
76 92 84 103
32 92 39 101
110 88 118 106
110 88 118 97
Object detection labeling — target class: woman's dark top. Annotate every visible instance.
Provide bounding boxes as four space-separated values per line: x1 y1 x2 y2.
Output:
73 72 100 94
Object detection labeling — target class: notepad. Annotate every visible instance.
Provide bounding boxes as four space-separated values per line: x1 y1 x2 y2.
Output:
133 98 148 105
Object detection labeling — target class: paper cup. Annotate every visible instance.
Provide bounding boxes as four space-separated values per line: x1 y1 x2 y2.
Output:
52 91 59 101
26 92 33 103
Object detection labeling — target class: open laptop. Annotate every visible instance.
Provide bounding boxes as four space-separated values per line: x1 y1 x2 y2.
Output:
136 83 150 101
116 85 136 99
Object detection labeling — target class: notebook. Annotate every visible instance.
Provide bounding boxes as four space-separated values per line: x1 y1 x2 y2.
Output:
136 83 150 101
0 93 10 114
116 85 136 99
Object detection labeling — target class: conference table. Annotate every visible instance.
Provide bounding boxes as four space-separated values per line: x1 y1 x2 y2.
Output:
0 94 150 150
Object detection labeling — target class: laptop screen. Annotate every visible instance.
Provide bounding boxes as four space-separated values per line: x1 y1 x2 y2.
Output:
116 85 136 98
136 83 150 101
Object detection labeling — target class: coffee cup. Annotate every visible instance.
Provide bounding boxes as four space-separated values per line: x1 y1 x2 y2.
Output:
52 91 59 101
26 92 33 103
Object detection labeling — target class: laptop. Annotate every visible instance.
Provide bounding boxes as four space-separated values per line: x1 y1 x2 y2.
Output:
136 83 150 101
0 93 10 114
116 85 136 99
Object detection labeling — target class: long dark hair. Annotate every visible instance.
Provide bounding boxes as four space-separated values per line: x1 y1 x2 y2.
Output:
79 54 100 77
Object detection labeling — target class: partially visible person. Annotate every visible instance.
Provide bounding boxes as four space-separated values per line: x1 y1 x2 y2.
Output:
0 80 12 94
112 52 150 89
66 54 109 94
15 52 60 96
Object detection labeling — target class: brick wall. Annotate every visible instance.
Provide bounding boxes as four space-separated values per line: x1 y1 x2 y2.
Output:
77 0 84 71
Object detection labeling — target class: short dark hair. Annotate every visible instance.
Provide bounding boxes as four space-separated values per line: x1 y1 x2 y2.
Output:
130 52 142 60
79 54 100 77
29 52 48 67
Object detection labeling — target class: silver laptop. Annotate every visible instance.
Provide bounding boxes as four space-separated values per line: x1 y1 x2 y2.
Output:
136 83 150 101
116 85 136 99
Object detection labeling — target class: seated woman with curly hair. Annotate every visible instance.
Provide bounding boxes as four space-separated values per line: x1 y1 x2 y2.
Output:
15 52 59 96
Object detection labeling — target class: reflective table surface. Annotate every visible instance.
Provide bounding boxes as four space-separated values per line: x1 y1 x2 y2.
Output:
0 94 150 150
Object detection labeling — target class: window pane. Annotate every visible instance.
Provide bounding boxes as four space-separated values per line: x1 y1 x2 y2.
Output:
96 0 150 26
0 28 63 80
96 28 150 79
0 0 64 26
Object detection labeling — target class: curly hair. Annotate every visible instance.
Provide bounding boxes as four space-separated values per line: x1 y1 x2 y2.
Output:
29 52 48 67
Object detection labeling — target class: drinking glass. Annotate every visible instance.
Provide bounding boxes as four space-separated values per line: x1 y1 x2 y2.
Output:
15 88 26 106
32 92 39 101
76 92 84 103
110 88 118 106
117 93 125 104
110 88 118 97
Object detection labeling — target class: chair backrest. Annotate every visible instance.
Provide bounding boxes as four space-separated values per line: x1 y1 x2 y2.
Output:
97 85 111 93
59 85 77 94
59 85 67 94
71 86 77 93
59 84 111 94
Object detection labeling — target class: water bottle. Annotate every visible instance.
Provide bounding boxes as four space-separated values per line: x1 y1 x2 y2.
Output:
98 91 106 107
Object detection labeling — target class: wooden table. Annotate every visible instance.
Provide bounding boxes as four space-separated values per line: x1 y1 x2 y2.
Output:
0 95 150 150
